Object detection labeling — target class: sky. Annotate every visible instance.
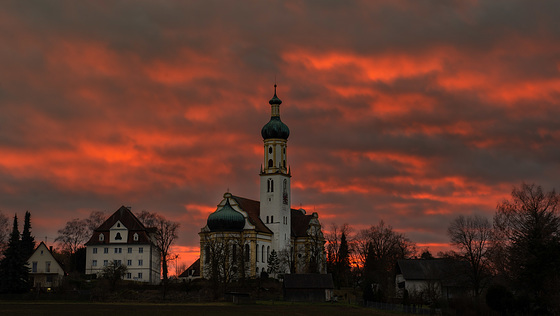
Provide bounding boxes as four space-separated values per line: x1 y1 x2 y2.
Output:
1 0 560 272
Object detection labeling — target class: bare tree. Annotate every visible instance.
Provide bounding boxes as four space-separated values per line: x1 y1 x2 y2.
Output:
137 211 179 282
358 220 416 300
85 211 106 235
0 211 9 254
101 261 128 292
55 218 88 255
448 215 492 298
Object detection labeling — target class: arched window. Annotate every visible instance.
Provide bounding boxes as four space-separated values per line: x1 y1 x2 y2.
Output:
266 216 269 223
245 244 250 261
115 232 122 240
262 245 265 262
232 244 237 259
268 146 272 154
256 244 259 262
99 233 104 241
267 246 270 260
268 159 273 168
271 216 274 223
133 233 139 241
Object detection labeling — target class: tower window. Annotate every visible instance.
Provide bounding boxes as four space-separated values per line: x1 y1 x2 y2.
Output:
269 147 272 154
267 178 274 192
245 244 250 261
271 216 274 223
266 216 269 223
262 245 265 262
256 244 259 262
268 159 273 168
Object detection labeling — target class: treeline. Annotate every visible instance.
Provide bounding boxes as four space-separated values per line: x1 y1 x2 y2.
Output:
325 183 560 314
0 211 35 293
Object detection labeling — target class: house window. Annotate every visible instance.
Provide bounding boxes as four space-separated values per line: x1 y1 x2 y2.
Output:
32 261 37 273
127 260 132 266
114 260 122 265
45 261 51 273
103 260 108 266
138 273 143 279
127 273 131 279
115 232 122 240
128 247 132 253
46 275 53 283
138 260 143 266
92 260 97 267
104 247 108 254
93 248 97 254
133 233 139 241
99 233 104 241
139 247 143 254
114 248 122 254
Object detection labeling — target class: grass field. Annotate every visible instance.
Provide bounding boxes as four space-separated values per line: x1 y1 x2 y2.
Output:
0 301 401 316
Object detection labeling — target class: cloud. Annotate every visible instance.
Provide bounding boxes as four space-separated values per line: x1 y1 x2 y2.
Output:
1 0 559 266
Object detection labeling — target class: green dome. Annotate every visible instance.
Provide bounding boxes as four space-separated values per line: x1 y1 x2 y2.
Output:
261 117 290 140
207 199 245 231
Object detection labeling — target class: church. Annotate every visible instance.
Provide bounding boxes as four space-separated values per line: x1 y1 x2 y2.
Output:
199 86 326 280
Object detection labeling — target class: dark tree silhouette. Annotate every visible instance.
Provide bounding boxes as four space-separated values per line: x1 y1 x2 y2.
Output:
0 215 30 293
493 183 560 312
21 211 36 260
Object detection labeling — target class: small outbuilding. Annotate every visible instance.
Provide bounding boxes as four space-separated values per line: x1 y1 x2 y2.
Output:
283 273 334 302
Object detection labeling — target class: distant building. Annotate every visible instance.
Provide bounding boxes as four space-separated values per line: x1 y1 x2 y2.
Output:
283 274 334 302
199 86 326 280
395 259 470 302
178 258 200 281
85 206 160 284
27 242 65 289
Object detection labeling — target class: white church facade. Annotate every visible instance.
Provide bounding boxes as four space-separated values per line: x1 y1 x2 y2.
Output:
199 86 326 280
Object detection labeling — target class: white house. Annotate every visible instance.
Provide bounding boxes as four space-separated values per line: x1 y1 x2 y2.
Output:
85 206 160 284
27 242 65 289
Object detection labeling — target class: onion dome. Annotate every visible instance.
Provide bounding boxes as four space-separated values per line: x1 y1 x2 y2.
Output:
207 199 245 231
261 85 290 140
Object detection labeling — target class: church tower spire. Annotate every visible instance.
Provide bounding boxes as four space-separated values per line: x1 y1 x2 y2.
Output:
260 85 291 253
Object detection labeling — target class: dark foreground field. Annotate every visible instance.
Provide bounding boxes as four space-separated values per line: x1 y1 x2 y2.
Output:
0 301 398 316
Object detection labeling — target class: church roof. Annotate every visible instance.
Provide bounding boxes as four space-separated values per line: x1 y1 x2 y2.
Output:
85 206 155 245
291 209 314 237
207 199 245 231
231 195 273 234
229 195 314 236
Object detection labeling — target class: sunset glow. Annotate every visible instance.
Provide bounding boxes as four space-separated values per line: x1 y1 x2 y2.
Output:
1 1 559 270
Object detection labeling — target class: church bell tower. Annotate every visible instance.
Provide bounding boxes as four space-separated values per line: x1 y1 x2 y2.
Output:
260 85 291 253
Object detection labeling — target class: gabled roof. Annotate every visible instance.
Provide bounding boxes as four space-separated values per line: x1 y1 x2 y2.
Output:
397 259 469 286
85 206 155 246
231 195 273 234
229 195 316 237
290 209 314 237
283 273 334 289
28 242 65 274
179 258 200 278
